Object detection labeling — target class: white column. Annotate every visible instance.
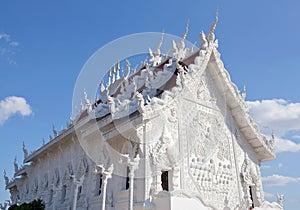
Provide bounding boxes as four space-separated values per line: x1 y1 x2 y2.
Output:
119 154 140 210
71 175 84 210
95 164 113 210
128 155 140 210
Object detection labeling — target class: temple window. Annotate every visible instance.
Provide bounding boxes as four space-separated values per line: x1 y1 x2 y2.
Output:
77 186 82 200
126 167 130 190
97 174 103 195
161 171 169 191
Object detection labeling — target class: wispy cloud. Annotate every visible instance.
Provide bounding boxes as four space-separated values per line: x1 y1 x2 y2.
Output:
262 174 300 187
0 96 32 125
0 32 19 65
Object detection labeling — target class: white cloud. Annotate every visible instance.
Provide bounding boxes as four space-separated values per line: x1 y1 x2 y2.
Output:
262 174 300 187
0 96 32 125
274 137 300 153
247 99 300 137
264 192 275 199
278 163 283 168
247 99 300 153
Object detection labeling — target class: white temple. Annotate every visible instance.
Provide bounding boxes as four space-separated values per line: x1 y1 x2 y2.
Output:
4 16 284 210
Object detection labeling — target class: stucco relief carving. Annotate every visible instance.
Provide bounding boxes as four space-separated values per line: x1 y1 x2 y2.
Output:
52 168 60 186
149 126 176 170
77 158 89 177
42 174 48 190
184 106 237 209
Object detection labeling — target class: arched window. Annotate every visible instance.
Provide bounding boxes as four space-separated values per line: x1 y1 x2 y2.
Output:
249 186 254 208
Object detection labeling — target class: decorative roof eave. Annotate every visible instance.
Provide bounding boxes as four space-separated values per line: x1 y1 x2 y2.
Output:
24 125 75 163
14 166 27 177
210 48 276 162
5 179 16 190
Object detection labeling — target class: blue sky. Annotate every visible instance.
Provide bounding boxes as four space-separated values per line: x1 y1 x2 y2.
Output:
0 0 300 209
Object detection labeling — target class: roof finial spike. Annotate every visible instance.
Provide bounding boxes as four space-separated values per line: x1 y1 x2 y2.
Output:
182 20 189 41
83 89 91 110
210 7 219 35
156 30 164 55
241 85 247 100
111 65 116 83
22 141 28 159
99 81 105 92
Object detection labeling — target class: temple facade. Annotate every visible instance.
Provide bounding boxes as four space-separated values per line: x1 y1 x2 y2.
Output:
5 18 283 210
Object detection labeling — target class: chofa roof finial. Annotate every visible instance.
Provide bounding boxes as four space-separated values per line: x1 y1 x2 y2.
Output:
210 7 219 35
